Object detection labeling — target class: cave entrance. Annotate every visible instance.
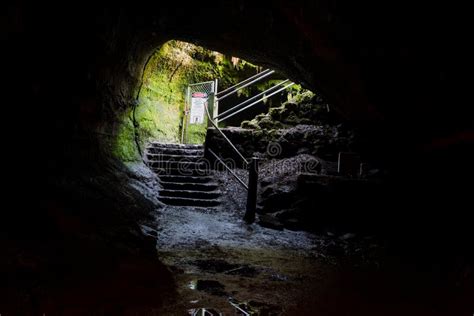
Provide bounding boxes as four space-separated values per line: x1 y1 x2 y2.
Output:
130 40 292 150
115 40 294 161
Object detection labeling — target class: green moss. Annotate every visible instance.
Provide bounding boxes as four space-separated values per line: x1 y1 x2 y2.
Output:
239 89 336 130
134 41 218 145
186 122 209 144
132 40 266 146
241 120 259 129
291 90 315 104
113 110 140 161
114 40 278 161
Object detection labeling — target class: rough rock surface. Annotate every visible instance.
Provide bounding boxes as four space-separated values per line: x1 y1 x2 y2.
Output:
241 90 339 129
255 154 385 233
1 160 174 314
4 1 473 314
206 124 355 162
208 91 360 162
6 0 472 258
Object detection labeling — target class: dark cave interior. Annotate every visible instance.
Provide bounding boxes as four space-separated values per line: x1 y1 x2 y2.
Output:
2 1 474 315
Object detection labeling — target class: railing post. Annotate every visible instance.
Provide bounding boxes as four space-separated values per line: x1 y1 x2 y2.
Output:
244 157 259 223
213 79 219 125
207 92 215 128
181 86 191 144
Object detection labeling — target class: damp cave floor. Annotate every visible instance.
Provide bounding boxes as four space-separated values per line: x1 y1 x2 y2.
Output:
142 205 456 316
138 171 470 316
149 204 334 315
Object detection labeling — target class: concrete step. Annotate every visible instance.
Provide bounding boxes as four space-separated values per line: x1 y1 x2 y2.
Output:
148 142 203 150
159 196 221 207
146 146 204 156
160 181 219 191
148 160 208 169
152 167 211 176
159 175 214 183
146 153 203 162
160 189 221 199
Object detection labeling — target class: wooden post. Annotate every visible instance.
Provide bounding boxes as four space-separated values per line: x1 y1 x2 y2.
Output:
244 157 259 223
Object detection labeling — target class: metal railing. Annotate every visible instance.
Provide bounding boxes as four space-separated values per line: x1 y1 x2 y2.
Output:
218 81 295 122
205 101 248 164
204 98 258 223
207 148 248 190
216 70 275 101
215 79 290 120
216 69 272 98
202 71 295 223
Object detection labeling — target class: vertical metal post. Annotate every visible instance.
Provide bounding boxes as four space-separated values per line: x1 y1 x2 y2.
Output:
244 157 259 223
207 92 215 128
214 79 219 125
181 86 191 144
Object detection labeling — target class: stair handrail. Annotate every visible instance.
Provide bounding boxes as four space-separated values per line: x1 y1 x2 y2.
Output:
215 79 290 120
219 82 295 122
216 69 272 97
199 72 294 223
204 96 258 223
208 148 249 190
217 70 275 101
204 100 249 166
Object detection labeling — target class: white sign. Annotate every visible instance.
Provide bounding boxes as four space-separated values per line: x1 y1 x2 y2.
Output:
189 92 207 124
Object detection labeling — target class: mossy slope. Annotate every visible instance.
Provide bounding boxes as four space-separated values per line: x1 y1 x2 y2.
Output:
114 40 264 160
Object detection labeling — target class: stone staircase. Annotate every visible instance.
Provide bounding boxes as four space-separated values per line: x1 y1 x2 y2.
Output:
146 142 222 207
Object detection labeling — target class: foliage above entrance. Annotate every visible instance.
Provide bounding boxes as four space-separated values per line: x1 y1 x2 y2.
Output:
114 40 265 160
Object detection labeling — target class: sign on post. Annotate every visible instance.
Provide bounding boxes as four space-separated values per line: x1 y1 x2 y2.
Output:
189 92 207 124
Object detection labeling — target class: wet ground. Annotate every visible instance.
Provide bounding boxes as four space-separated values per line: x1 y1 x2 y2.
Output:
138 169 473 315
143 202 474 315
3 163 471 315
150 204 329 315
139 170 389 315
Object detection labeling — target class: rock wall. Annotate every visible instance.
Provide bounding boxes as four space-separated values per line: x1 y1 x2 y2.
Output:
127 40 267 154
3 1 472 310
257 156 385 233
7 1 471 173
206 90 358 163
206 124 354 162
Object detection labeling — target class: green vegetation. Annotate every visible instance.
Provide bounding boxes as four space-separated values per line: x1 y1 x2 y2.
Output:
113 109 140 161
240 89 336 130
114 40 269 161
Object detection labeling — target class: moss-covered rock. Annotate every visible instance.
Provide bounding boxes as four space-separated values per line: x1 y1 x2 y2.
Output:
113 40 265 161
240 89 340 131
113 109 140 162
206 90 360 162
241 120 260 129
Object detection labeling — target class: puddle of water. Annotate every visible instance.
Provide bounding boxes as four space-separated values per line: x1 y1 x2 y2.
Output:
188 280 228 297
188 280 197 290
